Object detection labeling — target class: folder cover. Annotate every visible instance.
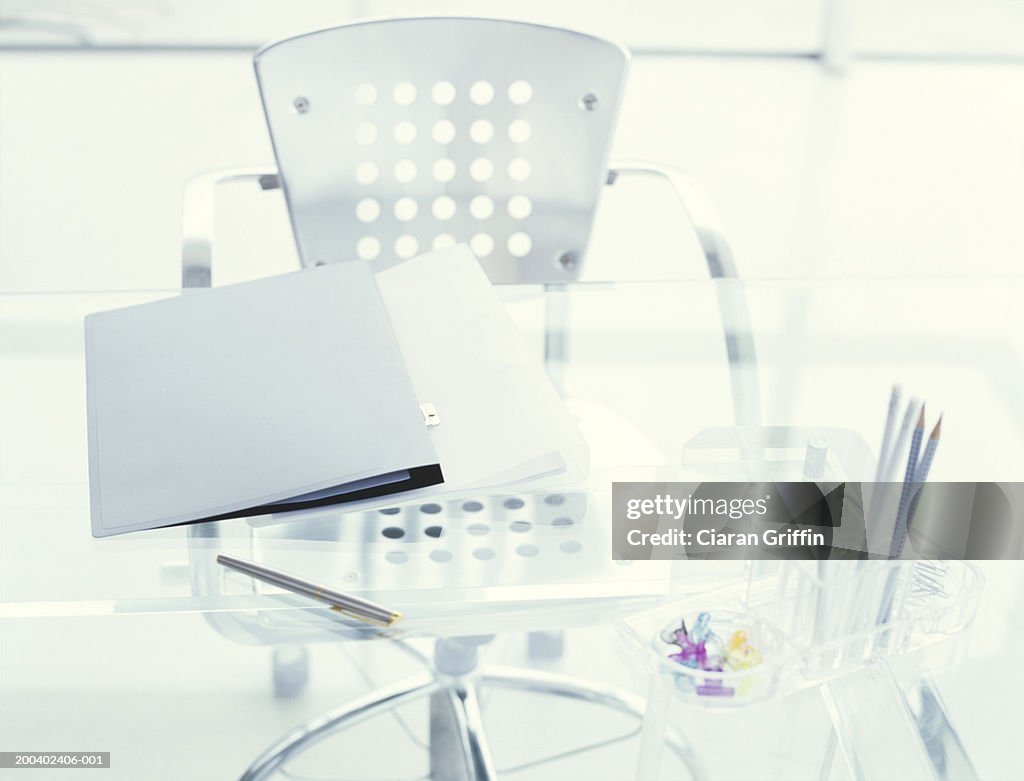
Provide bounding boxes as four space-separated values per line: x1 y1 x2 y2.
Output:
86 261 442 536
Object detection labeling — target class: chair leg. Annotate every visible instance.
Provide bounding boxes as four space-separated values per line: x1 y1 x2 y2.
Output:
239 673 440 781
481 665 706 781
527 629 566 661
430 690 468 781
239 664 703 781
456 685 497 781
271 644 309 698
430 685 497 781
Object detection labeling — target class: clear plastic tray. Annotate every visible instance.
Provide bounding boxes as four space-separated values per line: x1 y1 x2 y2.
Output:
618 560 983 708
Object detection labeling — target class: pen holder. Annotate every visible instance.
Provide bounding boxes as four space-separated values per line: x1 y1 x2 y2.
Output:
745 560 983 682
619 560 982 710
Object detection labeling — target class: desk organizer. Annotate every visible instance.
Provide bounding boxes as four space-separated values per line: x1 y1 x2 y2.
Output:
619 559 983 709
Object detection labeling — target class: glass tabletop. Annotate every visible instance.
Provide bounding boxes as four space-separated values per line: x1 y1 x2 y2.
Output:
2 277 1022 632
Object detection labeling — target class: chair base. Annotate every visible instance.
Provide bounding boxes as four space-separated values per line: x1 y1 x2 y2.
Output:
240 663 703 781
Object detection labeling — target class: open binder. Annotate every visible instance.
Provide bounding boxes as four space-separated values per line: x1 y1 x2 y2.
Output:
86 245 587 537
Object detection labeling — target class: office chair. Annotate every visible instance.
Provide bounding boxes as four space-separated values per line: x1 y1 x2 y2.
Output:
182 17 759 428
181 17 758 780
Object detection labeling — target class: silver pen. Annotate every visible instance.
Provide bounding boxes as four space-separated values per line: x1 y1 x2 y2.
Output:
217 554 401 627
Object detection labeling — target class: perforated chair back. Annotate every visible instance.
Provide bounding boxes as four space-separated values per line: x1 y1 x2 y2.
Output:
255 18 629 284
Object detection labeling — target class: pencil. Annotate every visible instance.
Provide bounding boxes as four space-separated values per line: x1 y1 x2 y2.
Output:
882 399 920 485
914 414 941 483
874 385 902 484
905 415 942 533
876 412 938 629
867 398 919 553
890 405 926 558
867 386 903 526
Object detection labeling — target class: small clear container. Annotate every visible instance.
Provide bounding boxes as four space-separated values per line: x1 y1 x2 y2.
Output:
620 602 786 707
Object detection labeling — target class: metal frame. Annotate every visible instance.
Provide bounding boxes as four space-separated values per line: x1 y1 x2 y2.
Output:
181 168 280 288
605 160 760 426
180 160 761 425
181 162 733 283
238 654 704 781
240 672 442 780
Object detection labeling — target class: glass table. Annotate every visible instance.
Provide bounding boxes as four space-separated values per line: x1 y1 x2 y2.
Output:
2 277 1023 780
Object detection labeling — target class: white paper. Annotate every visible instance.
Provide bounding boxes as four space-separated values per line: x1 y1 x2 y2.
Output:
375 244 590 490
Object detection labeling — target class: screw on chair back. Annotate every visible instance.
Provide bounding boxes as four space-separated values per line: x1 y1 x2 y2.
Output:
254 18 629 284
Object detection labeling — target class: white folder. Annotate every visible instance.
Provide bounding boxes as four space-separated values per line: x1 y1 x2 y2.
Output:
86 261 441 537
86 245 587 537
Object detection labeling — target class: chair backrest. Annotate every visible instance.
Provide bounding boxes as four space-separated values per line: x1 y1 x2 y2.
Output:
255 18 629 284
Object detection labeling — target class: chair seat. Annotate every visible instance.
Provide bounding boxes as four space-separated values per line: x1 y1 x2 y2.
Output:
199 476 681 644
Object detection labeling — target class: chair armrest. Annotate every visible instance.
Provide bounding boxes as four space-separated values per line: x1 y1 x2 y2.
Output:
182 167 280 288
606 160 761 426
606 160 736 279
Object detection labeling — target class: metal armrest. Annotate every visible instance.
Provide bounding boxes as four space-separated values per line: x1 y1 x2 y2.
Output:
606 160 761 427
607 160 737 279
182 167 280 288
180 162 760 425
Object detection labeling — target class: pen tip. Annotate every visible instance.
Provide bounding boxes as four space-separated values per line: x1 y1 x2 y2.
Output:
931 415 942 439
917 404 926 427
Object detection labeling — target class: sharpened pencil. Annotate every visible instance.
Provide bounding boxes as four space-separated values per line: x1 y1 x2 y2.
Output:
883 398 921 485
905 415 942 533
874 385 902 484
890 405 926 558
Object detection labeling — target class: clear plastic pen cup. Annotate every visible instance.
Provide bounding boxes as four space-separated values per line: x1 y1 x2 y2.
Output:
745 560 983 681
620 560 982 711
